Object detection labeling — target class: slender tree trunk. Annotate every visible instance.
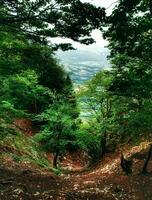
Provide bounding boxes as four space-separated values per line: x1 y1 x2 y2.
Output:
142 144 152 174
100 131 107 157
53 149 59 168
150 0 152 15
53 124 61 168
34 99 37 114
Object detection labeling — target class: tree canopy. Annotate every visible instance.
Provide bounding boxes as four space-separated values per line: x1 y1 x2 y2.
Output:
0 0 106 50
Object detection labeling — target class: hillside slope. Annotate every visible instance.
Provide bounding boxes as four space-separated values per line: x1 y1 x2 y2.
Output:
0 139 152 200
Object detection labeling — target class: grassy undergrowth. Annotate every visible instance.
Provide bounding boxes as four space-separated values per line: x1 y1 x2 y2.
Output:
0 132 53 171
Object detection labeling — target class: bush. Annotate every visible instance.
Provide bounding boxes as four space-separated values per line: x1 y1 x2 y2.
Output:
76 127 101 163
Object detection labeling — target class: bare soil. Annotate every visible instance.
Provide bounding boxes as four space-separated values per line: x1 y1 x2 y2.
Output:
1 142 152 200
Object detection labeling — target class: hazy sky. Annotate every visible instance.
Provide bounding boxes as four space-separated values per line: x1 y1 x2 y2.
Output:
56 1 117 83
53 0 117 53
82 0 117 12
76 0 117 51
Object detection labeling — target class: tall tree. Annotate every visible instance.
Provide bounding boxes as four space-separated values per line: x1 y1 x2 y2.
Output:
103 0 152 137
104 0 152 100
35 94 79 168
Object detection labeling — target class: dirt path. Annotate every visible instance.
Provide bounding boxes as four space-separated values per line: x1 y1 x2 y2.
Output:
60 142 152 200
1 142 152 200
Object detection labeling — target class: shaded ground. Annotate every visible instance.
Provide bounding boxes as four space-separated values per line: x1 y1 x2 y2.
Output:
0 142 152 200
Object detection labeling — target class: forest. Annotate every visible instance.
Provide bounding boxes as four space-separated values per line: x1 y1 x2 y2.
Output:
0 0 152 199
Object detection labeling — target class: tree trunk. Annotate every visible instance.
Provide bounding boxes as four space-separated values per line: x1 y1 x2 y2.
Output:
150 0 152 16
100 131 107 157
142 144 152 174
53 149 59 168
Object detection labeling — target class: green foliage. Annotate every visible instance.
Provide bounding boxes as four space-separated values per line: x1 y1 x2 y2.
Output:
0 0 106 49
12 154 21 163
0 9 80 169
76 124 101 163
0 132 51 169
79 59 152 155
78 70 117 154
0 32 71 93
79 70 113 121
35 94 79 168
0 0 107 168
99 0 152 145
0 31 76 139
52 167 62 176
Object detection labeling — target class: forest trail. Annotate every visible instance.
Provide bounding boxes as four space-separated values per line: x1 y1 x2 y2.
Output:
0 141 152 200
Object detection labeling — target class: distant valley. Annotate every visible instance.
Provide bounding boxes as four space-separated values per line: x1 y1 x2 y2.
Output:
56 48 110 84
